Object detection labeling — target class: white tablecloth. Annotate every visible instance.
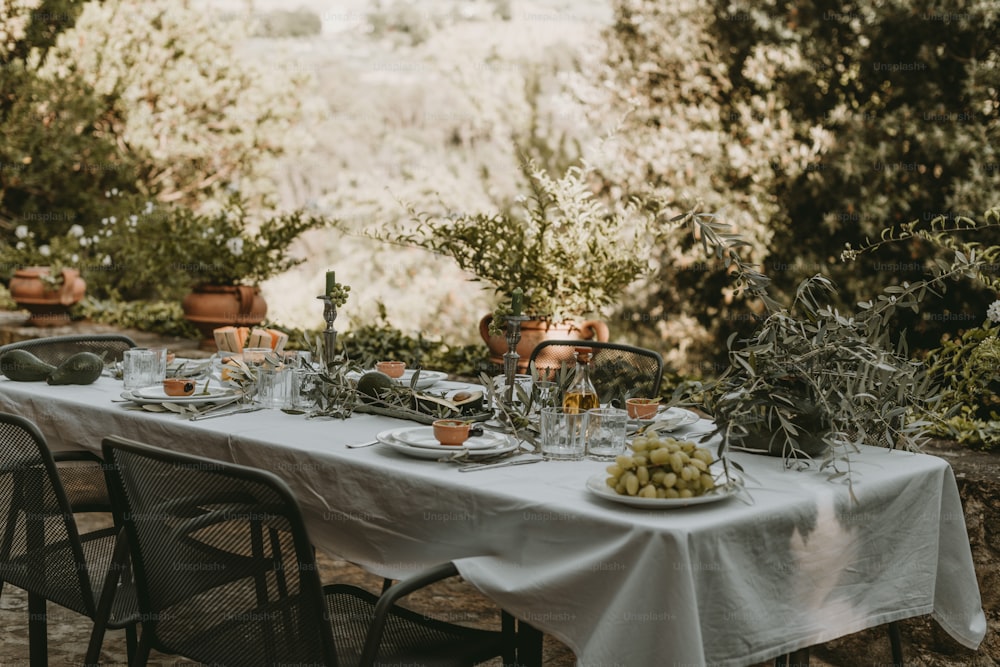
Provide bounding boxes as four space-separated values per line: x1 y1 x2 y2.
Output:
0 377 986 666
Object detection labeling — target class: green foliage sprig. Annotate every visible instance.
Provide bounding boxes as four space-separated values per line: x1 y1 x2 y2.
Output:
669 209 990 490
845 208 1000 449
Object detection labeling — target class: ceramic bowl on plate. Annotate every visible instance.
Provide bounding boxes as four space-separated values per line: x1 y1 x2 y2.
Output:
376 361 406 378
432 419 471 446
162 378 196 396
626 398 659 420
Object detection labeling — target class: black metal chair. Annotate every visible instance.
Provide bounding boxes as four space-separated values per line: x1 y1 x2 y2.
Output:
101 435 515 667
0 333 137 366
0 413 138 667
529 340 665 407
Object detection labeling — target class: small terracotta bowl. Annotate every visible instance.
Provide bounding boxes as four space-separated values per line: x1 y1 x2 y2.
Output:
163 378 196 396
626 398 660 420
433 419 471 446
376 360 406 378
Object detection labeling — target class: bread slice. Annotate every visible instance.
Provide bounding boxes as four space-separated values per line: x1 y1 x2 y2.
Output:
248 327 288 353
213 326 249 353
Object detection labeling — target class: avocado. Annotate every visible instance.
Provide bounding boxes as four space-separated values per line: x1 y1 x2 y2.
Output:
0 349 57 382
47 351 105 385
356 371 395 403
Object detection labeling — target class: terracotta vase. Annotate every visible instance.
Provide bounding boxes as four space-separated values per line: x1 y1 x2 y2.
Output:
9 266 86 327
182 284 267 350
479 314 610 373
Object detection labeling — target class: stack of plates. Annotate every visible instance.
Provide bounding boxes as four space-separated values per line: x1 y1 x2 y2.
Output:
376 427 517 460
121 384 237 406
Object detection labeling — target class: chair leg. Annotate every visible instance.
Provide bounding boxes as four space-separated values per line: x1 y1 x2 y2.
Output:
27 592 47 667
501 611 517 667
126 624 138 661
83 622 107 667
516 620 543 667
132 631 153 667
888 621 904 666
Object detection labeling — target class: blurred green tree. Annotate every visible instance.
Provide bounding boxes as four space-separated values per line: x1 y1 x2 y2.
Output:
578 0 999 374
1 0 312 297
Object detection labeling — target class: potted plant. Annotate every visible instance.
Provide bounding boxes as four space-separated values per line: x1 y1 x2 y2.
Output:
378 160 665 370
1 224 89 326
92 194 330 346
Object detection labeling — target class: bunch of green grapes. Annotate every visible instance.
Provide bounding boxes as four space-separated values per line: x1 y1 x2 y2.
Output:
605 435 716 499
327 283 351 308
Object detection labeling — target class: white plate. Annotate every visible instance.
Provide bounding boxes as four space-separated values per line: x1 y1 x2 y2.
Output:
585 475 739 508
390 427 508 451
632 407 701 431
122 385 237 405
376 429 518 460
349 369 449 390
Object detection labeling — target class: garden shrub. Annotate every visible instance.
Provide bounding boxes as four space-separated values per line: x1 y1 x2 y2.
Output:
574 0 999 375
1 0 314 300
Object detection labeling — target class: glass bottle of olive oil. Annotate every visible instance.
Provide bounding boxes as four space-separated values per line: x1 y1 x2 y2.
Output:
562 347 599 413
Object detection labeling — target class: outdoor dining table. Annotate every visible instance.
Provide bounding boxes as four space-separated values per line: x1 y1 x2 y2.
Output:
0 375 986 667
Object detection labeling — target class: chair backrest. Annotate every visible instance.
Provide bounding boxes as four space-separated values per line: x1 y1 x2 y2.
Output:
0 334 137 366
530 340 665 407
0 413 96 616
101 436 338 667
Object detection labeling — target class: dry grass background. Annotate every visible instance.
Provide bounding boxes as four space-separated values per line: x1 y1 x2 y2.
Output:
188 0 614 340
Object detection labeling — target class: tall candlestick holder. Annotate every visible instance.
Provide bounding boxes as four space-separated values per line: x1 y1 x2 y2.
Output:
317 295 338 370
503 314 530 404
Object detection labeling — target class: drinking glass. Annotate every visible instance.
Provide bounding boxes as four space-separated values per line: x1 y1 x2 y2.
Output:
586 407 629 460
491 374 533 413
283 351 316 410
257 366 293 409
122 348 159 391
539 406 587 460
240 347 272 403
530 381 559 416
149 346 169 381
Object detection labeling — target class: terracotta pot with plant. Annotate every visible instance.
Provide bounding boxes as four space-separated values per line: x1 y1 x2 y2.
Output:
117 195 330 348
1 224 89 326
380 161 665 371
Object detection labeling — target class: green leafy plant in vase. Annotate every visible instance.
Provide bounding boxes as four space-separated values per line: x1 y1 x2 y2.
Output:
377 159 668 370
91 192 331 344
670 210 1000 490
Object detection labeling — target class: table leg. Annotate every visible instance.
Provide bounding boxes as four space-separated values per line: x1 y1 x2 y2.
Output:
774 647 810 666
516 620 543 667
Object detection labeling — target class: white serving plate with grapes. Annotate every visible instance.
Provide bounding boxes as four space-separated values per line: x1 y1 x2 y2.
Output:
586 475 739 508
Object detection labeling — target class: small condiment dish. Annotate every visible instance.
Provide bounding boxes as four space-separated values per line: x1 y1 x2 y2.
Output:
376 360 406 378
433 419 471 446
626 398 660 420
163 378 197 396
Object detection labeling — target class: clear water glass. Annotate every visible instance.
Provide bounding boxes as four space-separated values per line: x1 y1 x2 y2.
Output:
257 366 293 409
540 406 587 460
586 408 629 460
122 348 159 391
